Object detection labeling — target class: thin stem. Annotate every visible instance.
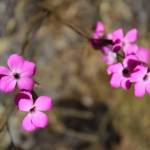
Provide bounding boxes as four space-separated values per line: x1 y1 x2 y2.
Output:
117 53 124 59
20 4 90 56
6 120 16 149
20 10 50 56
117 52 124 62
39 6 90 40
55 16 89 39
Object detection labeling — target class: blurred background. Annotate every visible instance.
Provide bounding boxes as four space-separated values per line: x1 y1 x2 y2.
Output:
0 0 150 149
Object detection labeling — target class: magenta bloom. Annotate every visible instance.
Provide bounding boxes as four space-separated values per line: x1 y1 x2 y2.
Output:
131 65 150 97
17 91 53 132
108 28 138 53
107 55 140 89
0 54 36 93
90 21 113 50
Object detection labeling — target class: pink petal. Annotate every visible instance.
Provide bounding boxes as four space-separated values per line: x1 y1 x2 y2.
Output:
123 44 138 56
134 82 145 97
124 28 138 43
107 63 123 75
136 47 150 64
103 51 117 65
15 91 33 106
107 33 113 39
35 96 53 111
112 28 124 41
32 111 48 128
0 76 16 93
131 65 147 82
0 66 10 75
123 54 140 70
17 77 34 91
22 114 36 132
96 21 104 32
21 61 36 77
7 54 24 70
93 21 105 38
18 99 33 112
110 73 122 88
112 43 122 52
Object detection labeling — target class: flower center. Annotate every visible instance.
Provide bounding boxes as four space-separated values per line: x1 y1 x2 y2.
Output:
30 106 36 113
122 68 130 77
13 73 20 80
114 39 121 44
143 74 148 81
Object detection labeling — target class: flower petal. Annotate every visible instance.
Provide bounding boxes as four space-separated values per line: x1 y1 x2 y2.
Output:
18 77 34 91
110 73 122 88
124 28 138 43
7 54 24 70
123 55 141 71
131 65 147 82
93 21 105 39
123 44 138 56
32 111 48 128
0 76 16 93
18 99 33 112
107 63 123 75
134 82 145 97
22 114 36 132
35 96 53 111
0 66 10 75
112 28 124 41
103 51 117 65
21 61 36 77
15 91 33 105
136 47 150 64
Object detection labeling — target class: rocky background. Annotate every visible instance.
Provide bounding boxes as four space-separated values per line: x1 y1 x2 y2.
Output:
0 0 150 150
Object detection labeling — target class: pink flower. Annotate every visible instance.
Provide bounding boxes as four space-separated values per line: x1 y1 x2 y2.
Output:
0 54 36 93
131 65 150 97
108 28 138 54
107 55 140 89
17 91 53 132
90 21 113 50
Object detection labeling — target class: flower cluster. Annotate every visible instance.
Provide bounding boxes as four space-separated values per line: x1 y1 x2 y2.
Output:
90 21 150 97
0 54 52 132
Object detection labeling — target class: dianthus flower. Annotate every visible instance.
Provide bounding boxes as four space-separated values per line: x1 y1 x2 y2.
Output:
90 21 113 50
107 55 141 89
108 28 138 54
0 54 36 93
16 91 52 132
